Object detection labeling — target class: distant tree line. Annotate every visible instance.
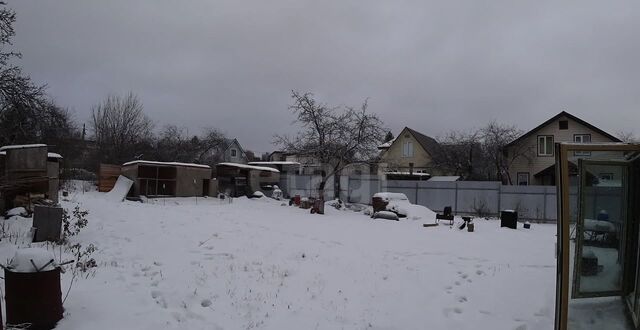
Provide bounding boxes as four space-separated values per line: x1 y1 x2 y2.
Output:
89 92 234 166
432 121 527 183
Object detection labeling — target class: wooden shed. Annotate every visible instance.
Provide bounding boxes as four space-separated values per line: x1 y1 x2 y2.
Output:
0 144 62 212
216 162 280 197
120 160 214 197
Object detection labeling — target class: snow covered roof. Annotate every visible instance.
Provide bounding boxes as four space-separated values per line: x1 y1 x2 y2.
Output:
47 152 63 159
378 138 395 149
248 161 301 166
373 192 409 201
217 162 280 173
428 176 461 182
0 144 47 151
122 160 211 169
0 150 63 159
384 171 430 176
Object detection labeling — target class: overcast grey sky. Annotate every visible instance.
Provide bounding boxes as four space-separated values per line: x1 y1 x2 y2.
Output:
9 1 640 153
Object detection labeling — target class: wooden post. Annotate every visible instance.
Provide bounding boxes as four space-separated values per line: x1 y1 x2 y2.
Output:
454 181 459 215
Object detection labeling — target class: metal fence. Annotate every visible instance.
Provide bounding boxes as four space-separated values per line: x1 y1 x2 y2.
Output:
276 174 624 223
280 174 569 222
344 176 561 221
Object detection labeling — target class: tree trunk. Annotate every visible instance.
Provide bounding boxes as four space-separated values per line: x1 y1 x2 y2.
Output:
317 180 326 201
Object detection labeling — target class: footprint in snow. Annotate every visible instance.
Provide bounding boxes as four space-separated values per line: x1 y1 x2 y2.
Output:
443 307 464 317
151 291 168 309
201 299 212 307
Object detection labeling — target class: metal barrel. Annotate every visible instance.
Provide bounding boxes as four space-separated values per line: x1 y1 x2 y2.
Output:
5 268 63 330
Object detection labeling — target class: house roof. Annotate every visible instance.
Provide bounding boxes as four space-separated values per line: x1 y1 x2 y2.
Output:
248 161 301 166
222 138 246 156
428 176 461 182
0 151 63 159
122 160 211 169
0 144 47 151
378 137 396 149
217 162 280 173
404 127 441 156
505 111 621 148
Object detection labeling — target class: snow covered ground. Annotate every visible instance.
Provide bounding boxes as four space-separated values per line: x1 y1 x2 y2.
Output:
1 188 557 330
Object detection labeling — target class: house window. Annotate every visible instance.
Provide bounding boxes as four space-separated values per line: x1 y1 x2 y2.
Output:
403 141 414 157
231 149 237 157
517 172 530 186
559 120 569 130
574 134 591 156
538 135 554 156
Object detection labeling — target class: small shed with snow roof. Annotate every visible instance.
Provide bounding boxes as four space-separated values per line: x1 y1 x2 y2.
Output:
120 160 214 197
216 162 280 197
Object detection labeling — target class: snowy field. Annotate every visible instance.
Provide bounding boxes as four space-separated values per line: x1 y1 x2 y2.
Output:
1 189 557 330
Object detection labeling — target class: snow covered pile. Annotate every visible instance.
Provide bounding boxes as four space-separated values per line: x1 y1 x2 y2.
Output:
251 191 265 198
8 248 57 273
372 192 437 221
5 206 28 218
372 192 410 202
272 185 283 200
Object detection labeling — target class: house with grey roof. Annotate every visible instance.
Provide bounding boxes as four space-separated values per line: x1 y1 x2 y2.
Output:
503 111 621 185
377 127 445 179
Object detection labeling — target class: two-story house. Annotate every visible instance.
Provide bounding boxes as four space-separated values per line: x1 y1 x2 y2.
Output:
377 127 443 179
503 111 621 186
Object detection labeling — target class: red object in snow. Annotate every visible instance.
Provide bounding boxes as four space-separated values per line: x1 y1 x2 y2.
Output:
294 195 301 206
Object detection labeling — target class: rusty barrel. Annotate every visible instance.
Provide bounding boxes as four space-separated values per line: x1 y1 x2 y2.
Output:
5 268 63 330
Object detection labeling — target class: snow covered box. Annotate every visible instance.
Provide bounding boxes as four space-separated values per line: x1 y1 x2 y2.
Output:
4 248 64 330
120 160 213 197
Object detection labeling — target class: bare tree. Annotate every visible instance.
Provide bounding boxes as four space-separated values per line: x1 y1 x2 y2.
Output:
480 120 530 184
275 91 385 199
195 128 227 165
434 130 484 179
90 92 153 164
151 125 228 165
0 3 78 147
616 130 638 143
153 125 193 162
